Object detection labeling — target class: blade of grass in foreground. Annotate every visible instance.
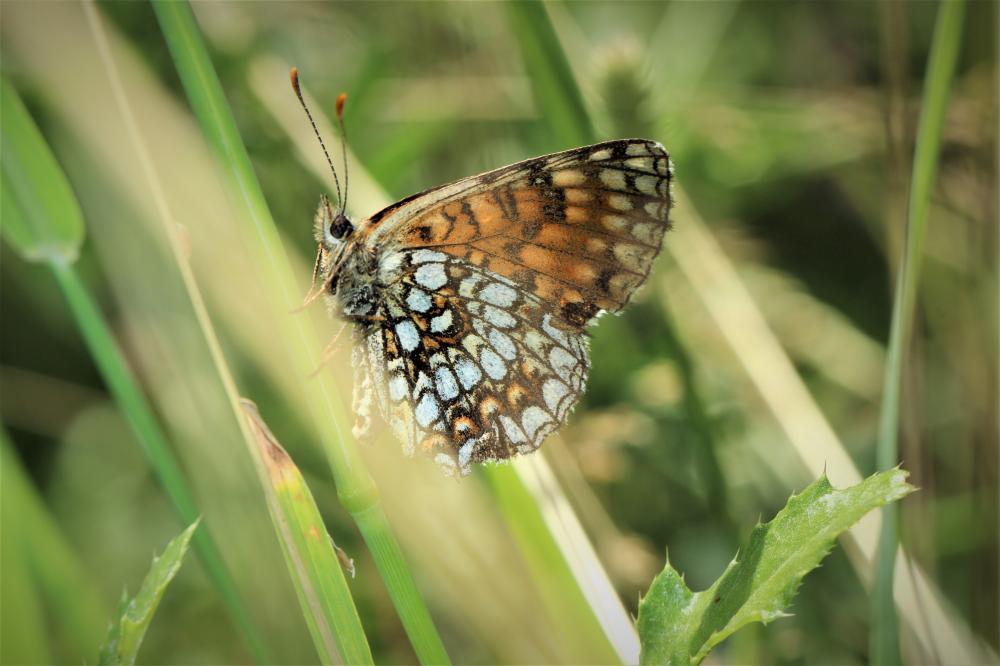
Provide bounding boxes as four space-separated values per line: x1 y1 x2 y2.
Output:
1 431 57 665
0 76 270 664
241 400 373 666
1 431 107 662
483 464 620 664
871 1 966 663
81 6 372 663
150 3 449 663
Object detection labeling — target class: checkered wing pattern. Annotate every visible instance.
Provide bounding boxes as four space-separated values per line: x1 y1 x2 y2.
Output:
356 250 588 474
354 139 673 474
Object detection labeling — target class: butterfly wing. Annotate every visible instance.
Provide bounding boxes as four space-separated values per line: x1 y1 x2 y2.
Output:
361 139 673 327
356 250 589 474
355 139 673 474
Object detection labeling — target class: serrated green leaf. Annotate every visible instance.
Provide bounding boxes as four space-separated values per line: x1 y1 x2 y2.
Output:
637 469 915 665
99 520 200 666
0 77 84 264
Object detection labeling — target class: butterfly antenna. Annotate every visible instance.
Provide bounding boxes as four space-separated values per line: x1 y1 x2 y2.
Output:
290 67 343 207
335 92 349 215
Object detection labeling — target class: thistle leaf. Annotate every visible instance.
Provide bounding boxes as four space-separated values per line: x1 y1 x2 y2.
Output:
98 520 199 666
638 469 915 665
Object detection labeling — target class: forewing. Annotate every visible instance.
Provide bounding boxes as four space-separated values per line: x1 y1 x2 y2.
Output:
361 249 589 475
360 139 673 327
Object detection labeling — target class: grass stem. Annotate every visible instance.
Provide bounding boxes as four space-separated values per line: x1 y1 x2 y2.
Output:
1 75 270 663
871 1 966 663
150 3 450 662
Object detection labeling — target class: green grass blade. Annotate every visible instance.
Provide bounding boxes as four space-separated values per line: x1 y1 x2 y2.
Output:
99 520 200 666
1 431 107 662
871 2 966 663
505 1 594 150
0 77 83 263
149 3 449 663
1 431 57 666
639 470 915 665
0 77 271 664
484 465 621 664
242 400 373 666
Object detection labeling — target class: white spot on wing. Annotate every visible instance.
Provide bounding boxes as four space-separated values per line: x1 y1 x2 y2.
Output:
488 328 517 360
458 440 476 468
435 367 459 401
524 330 548 355
480 282 518 307
500 415 527 444
542 378 570 414
600 169 627 190
459 275 482 298
632 222 656 245
480 348 507 379
415 392 439 427
626 142 650 156
395 320 420 352
411 249 447 264
388 374 408 402
484 305 517 329
549 346 577 380
454 357 482 389
624 157 653 171
406 288 432 313
430 309 454 333
414 263 447 290
378 252 406 281
634 175 659 195
521 406 554 440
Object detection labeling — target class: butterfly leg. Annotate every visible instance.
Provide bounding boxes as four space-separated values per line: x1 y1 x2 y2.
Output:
307 321 349 379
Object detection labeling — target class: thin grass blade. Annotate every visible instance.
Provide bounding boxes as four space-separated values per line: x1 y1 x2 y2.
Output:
0 77 83 263
1 430 58 666
0 75 272 664
149 3 449 662
871 1 967 663
505 1 594 150
1 431 107 662
241 399 373 666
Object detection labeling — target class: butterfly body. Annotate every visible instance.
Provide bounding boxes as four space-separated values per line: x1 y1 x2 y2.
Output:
313 139 673 475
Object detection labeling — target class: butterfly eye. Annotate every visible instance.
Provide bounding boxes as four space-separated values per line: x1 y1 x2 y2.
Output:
329 213 354 240
314 195 352 250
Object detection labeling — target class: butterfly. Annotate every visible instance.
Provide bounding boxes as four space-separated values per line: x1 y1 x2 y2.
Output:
293 70 673 476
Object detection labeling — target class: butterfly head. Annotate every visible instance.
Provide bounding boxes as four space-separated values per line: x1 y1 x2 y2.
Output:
315 193 354 251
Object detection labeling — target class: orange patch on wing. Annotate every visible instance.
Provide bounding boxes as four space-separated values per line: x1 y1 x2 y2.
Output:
452 415 478 438
506 383 528 408
420 433 448 453
533 223 572 248
479 395 502 422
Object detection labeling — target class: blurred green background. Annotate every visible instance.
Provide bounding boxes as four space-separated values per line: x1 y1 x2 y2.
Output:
1 1 996 664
